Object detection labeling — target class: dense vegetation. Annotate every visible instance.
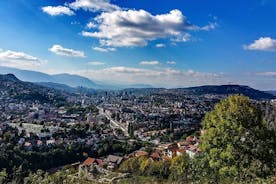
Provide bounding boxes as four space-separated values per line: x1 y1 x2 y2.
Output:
198 95 276 182
0 141 90 182
118 154 189 183
0 122 148 183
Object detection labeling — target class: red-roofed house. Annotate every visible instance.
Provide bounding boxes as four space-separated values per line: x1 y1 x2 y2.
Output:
167 147 178 158
82 157 103 166
78 157 104 178
150 152 161 161
176 148 186 156
83 157 95 166
135 151 149 157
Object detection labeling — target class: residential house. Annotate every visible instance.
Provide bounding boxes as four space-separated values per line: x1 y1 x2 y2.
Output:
78 157 104 178
150 151 162 161
105 155 123 170
134 150 149 157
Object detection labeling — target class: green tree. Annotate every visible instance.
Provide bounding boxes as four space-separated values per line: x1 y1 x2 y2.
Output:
147 160 171 179
0 169 7 184
139 158 153 174
119 157 145 174
128 122 134 138
199 95 276 183
188 154 210 183
169 154 189 182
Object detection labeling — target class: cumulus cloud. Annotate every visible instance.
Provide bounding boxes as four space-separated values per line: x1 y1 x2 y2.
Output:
49 44 85 57
156 43 166 48
42 6 75 16
69 0 120 12
87 22 97 29
140 61 160 65
244 37 276 51
167 61 176 65
72 66 226 87
82 9 216 47
0 50 47 69
92 47 116 52
87 61 105 65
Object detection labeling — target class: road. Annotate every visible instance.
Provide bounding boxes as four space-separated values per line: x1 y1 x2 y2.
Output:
97 106 129 136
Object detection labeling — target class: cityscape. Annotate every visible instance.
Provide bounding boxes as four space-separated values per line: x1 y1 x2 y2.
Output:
0 0 276 183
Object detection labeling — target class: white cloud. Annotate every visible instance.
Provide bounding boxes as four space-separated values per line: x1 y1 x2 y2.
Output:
69 0 120 12
244 37 276 51
156 43 166 48
200 22 218 31
42 6 75 16
167 61 176 65
87 22 97 29
140 61 160 65
73 66 225 87
92 46 116 52
102 67 152 74
49 44 85 57
171 33 191 42
87 61 105 66
0 50 47 69
256 71 276 76
71 21 81 25
82 9 215 47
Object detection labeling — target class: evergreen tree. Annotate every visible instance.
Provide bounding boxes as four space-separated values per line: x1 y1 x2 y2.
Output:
128 122 134 137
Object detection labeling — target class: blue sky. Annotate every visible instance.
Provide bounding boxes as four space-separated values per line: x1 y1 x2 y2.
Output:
0 0 276 89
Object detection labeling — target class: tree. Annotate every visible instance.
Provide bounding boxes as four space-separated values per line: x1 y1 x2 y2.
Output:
169 154 189 182
139 158 153 174
119 157 145 174
147 160 171 179
128 122 134 138
0 169 7 184
199 95 276 183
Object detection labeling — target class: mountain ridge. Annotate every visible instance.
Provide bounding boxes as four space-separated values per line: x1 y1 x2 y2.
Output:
0 66 153 90
0 73 275 101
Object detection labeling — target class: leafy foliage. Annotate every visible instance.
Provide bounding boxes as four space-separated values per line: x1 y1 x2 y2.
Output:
198 95 276 182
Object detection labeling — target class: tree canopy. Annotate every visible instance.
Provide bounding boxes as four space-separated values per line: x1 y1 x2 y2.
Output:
199 95 276 182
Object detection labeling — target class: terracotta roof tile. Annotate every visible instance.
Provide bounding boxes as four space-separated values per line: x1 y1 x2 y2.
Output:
150 152 161 159
83 157 95 166
135 151 149 157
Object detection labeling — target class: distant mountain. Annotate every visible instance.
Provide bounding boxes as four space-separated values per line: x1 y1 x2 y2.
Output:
37 82 97 94
0 66 104 89
0 66 55 82
0 73 20 82
0 66 153 90
51 73 102 89
266 91 276 95
0 74 72 104
36 82 79 93
182 85 275 100
122 85 275 100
